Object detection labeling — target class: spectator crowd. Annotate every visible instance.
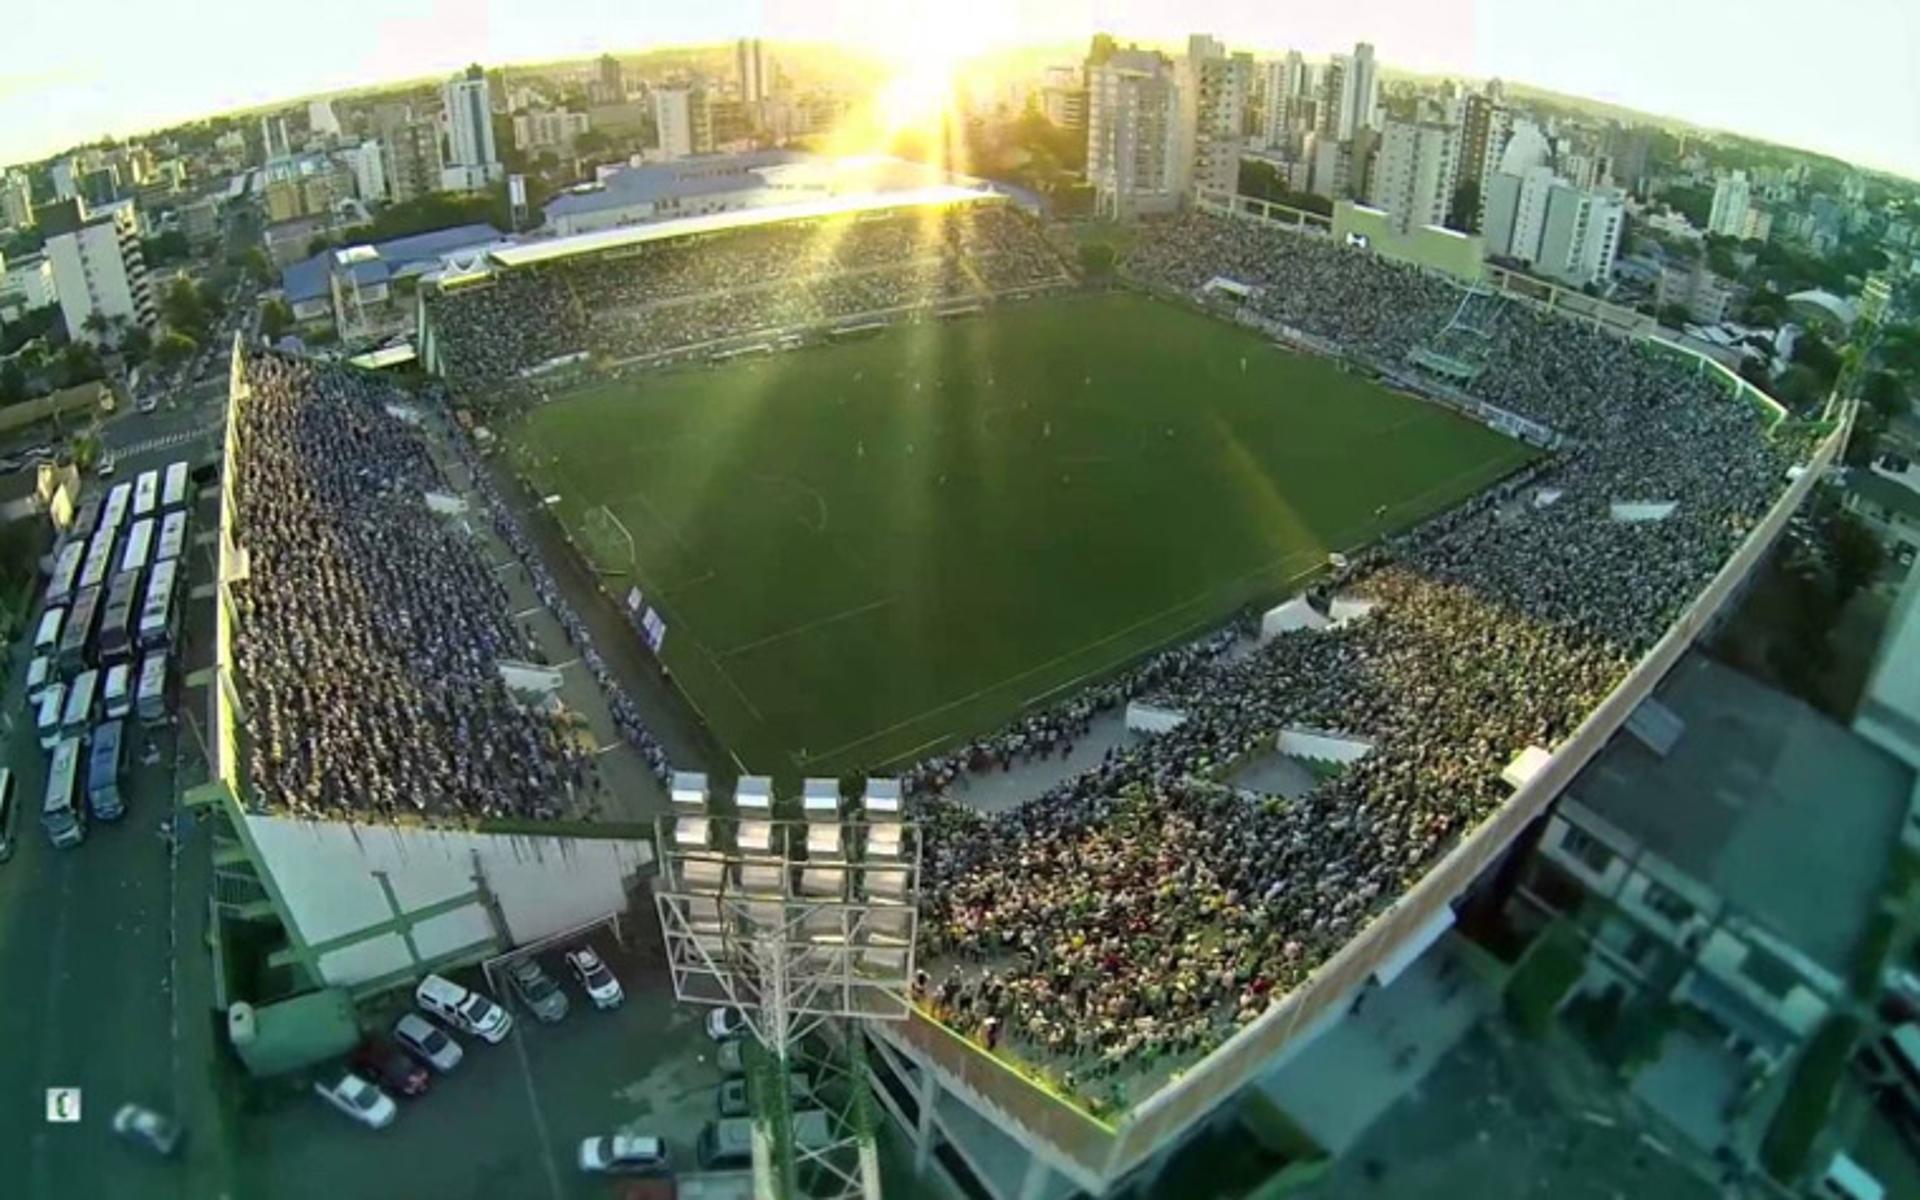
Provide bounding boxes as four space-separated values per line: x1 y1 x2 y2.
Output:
909 211 1807 1109
424 203 1066 391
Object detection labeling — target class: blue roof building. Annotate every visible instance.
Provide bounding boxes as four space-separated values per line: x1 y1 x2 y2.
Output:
280 222 504 343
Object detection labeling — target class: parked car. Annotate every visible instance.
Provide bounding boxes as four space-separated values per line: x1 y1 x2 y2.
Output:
415 973 513 1043
313 1072 396 1129
716 1039 745 1075
96 455 117 477
392 1012 463 1072
565 947 624 1009
136 397 160 414
111 1103 183 1157
350 1035 430 1097
505 957 569 1023
577 1133 669 1175
706 1006 746 1042
719 1073 812 1118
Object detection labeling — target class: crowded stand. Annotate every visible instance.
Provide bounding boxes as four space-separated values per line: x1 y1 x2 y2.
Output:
909 210 1805 1108
424 202 1065 390
230 353 642 821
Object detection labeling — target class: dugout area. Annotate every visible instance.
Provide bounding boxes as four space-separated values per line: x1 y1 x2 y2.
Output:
505 292 1536 776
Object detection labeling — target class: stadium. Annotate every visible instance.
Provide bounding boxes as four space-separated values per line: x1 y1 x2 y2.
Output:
206 162 1845 1198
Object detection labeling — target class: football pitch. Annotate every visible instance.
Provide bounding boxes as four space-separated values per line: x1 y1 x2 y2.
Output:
508 292 1536 776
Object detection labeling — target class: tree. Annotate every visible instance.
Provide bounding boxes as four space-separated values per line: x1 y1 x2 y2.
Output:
307 234 334 257
82 311 110 340
1861 371 1906 418
1829 512 1884 603
1792 330 1843 387
1657 303 1693 328
56 341 102 388
154 330 197 370
119 326 153 364
162 278 209 339
1738 288 1787 326
1445 180 1480 233
0 361 26 406
259 298 294 341
71 432 102 472
141 230 191 267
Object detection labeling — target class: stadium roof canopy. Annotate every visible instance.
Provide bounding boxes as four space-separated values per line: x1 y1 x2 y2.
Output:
488 184 1000 269
282 222 505 304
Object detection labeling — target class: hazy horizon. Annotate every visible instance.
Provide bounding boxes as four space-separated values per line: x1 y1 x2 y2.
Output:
2 0 1915 181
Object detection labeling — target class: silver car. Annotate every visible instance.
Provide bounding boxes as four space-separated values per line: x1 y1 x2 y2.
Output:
505 957 569 1023
392 1012 463 1072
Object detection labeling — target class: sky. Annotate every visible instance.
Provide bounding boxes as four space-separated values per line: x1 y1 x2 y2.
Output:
2 0 1917 178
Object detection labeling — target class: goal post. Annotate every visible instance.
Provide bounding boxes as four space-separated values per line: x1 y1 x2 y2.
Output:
578 504 637 578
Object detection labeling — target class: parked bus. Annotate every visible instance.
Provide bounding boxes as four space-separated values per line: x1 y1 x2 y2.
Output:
61 668 99 739
161 461 193 511
46 541 86 608
70 496 103 543
137 558 180 651
57 587 101 675
27 655 54 706
78 528 117 593
132 468 159 520
86 720 128 821
102 661 133 720
101 481 133 534
119 517 155 577
156 510 188 563
136 652 168 725
33 607 64 659
42 736 85 848
97 569 143 665
36 682 67 750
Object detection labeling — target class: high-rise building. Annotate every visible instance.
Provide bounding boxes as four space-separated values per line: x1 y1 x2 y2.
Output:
1455 90 1510 226
1708 171 1752 238
50 159 77 201
1536 183 1625 287
1316 56 1347 139
308 99 341 139
653 88 713 160
2 171 34 229
1260 51 1312 150
1366 115 1462 234
376 105 444 204
1178 35 1251 202
260 114 293 163
42 199 155 344
1086 47 1183 220
598 54 625 101
1340 42 1381 139
512 110 593 154
1040 66 1088 130
1482 165 1561 261
737 38 768 104
442 65 504 191
348 140 387 203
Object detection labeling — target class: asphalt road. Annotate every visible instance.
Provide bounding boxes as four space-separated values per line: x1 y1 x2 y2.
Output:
0 433 231 1199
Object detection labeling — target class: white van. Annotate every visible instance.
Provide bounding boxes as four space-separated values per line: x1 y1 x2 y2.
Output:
102 662 133 721
415 975 513 1043
26 656 53 706
37 682 68 751
34 607 64 659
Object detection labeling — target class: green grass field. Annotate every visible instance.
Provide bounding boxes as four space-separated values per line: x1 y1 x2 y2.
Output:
509 292 1534 776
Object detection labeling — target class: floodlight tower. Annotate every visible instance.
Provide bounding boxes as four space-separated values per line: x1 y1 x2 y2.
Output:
655 771 920 1200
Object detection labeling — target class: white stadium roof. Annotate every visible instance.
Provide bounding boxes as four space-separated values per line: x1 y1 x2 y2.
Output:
487 185 1000 269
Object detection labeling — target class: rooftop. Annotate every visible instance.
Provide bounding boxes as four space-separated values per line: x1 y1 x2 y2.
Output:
1847 469 1920 523
1569 654 1912 974
281 222 504 304
542 151 975 222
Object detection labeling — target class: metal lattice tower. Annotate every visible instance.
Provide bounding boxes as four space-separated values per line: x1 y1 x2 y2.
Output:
655 772 920 1200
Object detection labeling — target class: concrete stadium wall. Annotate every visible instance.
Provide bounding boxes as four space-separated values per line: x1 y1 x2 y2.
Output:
246 814 653 986
1331 202 1487 282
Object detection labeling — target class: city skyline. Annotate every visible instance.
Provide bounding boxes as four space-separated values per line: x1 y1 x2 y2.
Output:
0 0 1915 180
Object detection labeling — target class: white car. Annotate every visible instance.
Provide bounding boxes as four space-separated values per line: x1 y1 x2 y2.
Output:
415 973 513 1043
578 1133 669 1175
565 948 624 1009
392 1012 463 1072
136 397 159 415
314 1072 396 1129
97 456 117 477
706 1006 747 1042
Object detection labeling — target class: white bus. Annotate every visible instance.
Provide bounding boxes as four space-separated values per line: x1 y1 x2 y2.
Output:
97 569 143 665
78 529 117 593
43 736 85 848
162 461 193 511
101 481 133 534
136 652 168 725
103 661 134 720
133 468 160 519
119 517 155 577
61 667 99 739
33 607 64 659
47 541 86 608
36 682 67 750
57 587 101 675
137 558 180 651
156 510 188 563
